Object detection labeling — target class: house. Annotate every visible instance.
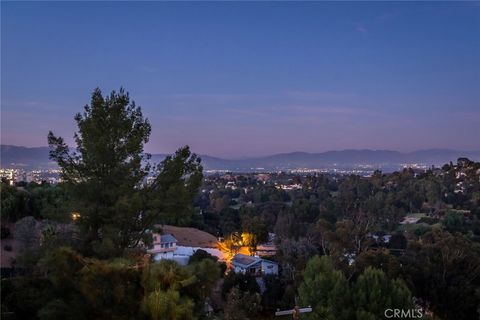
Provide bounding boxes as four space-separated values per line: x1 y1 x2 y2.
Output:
370 233 391 244
232 254 278 276
260 259 278 275
256 243 277 256
149 234 177 254
399 214 424 225
147 225 227 265
256 233 277 256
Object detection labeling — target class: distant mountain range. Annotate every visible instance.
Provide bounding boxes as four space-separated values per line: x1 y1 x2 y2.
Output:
2 145 480 172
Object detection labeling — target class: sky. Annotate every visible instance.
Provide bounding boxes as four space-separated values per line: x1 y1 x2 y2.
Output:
1 1 479 158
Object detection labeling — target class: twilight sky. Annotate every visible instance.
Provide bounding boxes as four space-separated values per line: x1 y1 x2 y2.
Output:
1 1 479 158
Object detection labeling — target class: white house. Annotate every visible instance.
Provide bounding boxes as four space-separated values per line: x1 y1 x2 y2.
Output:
147 225 227 265
261 259 278 275
151 245 226 266
149 234 178 254
231 254 278 276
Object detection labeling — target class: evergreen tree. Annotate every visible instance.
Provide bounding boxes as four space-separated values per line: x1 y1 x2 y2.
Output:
299 256 414 320
299 256 352 320
142 289 195 320
48 88 202 257
352 267 413 320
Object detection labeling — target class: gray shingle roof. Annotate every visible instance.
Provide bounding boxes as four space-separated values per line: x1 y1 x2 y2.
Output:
232 254 261 268
160 234 177 243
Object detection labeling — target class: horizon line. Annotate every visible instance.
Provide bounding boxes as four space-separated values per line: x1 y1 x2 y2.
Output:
2 144 479 161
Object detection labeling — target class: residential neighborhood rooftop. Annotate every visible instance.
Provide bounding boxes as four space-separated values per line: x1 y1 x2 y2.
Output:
232 254 261 267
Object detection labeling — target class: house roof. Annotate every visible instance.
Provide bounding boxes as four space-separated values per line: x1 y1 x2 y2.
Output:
155 225 218 248
232 254 261 268
160 234 177 243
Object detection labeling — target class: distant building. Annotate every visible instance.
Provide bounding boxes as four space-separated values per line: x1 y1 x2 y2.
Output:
276 183 303 190
370 233 391 244
225 181 237 190
400 215 423 225
221 174 235 181
232 254 278 276
255 173 270 182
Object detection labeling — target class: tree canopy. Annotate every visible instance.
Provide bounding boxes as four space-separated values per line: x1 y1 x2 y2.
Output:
47 88 203 257
299 256 413 320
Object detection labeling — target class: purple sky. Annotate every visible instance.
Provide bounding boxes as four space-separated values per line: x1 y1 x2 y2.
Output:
2 2 479 158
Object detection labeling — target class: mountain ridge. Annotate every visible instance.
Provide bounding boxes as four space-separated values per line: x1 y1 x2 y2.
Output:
2 145 479 171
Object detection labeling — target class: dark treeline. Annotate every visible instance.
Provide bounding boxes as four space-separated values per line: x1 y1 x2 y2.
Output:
1 89 479 319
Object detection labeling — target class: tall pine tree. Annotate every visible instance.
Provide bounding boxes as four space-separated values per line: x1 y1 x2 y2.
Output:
48 88 202 257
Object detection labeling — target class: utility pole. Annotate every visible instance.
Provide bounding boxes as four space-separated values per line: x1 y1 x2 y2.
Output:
275 297 312 320
275 306 312 320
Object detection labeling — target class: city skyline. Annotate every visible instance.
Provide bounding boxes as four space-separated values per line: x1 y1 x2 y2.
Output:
2 1 480 158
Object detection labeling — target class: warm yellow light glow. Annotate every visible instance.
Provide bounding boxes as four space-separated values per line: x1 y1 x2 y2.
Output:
241 232 256 246
217 236 253 264
71 212 81 221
